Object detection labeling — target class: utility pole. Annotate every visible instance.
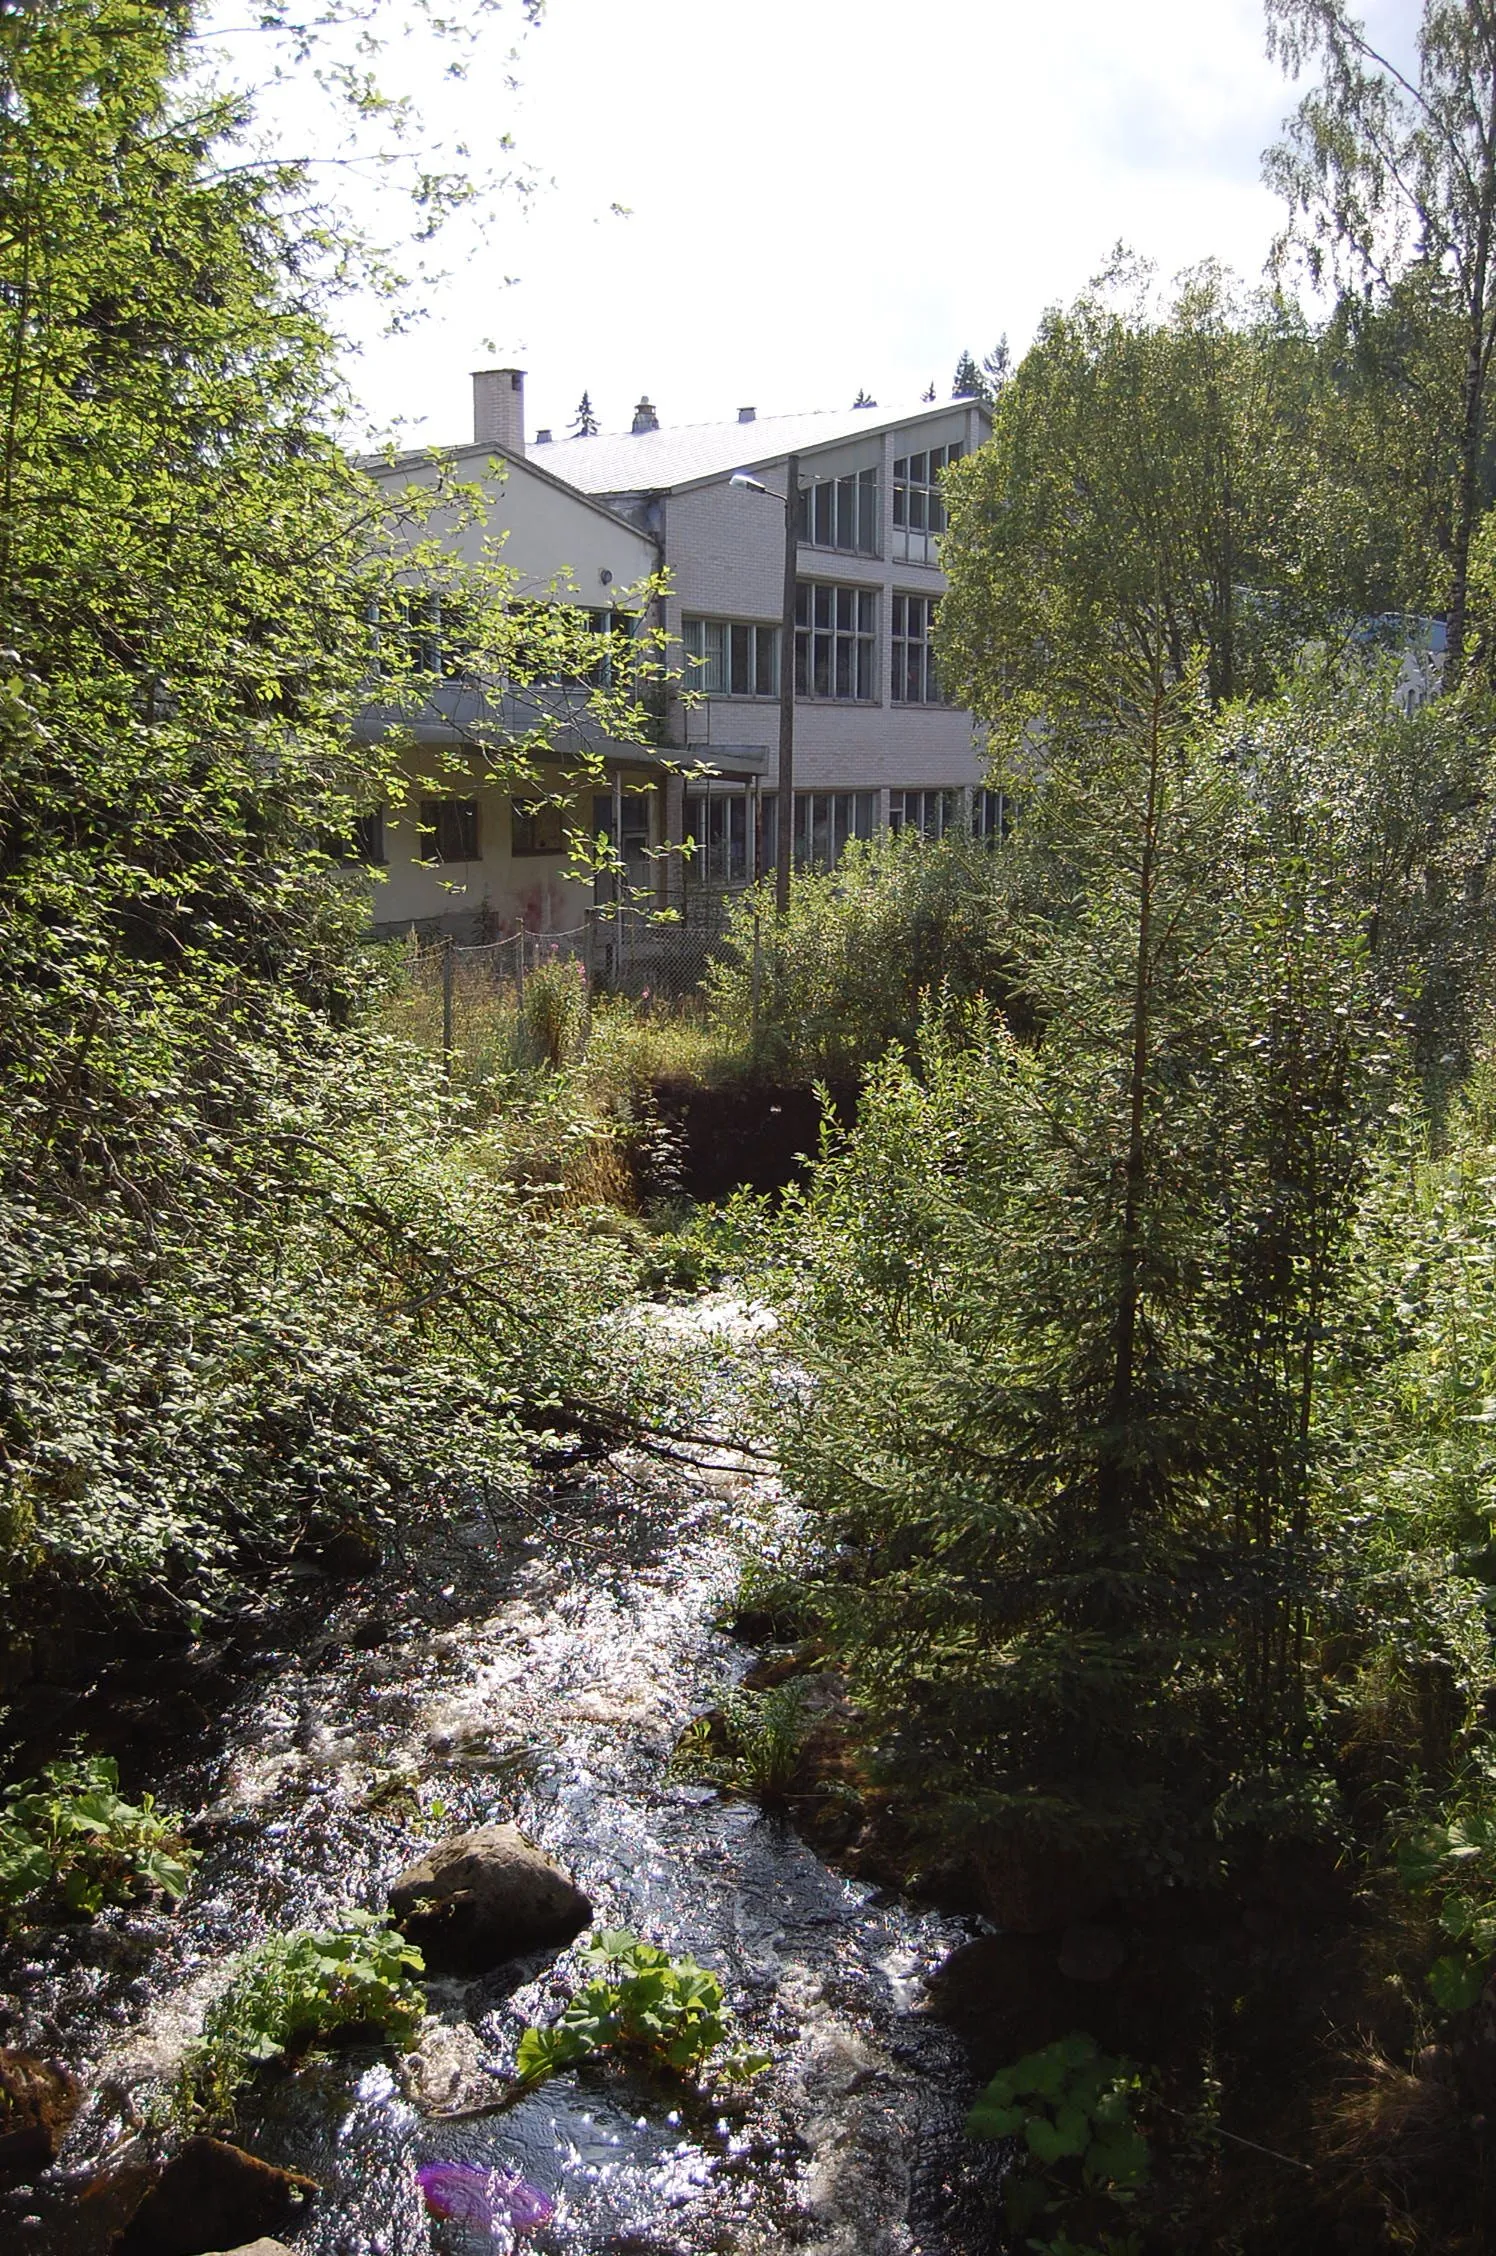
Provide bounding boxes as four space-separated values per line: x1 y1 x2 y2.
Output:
776 452 799 915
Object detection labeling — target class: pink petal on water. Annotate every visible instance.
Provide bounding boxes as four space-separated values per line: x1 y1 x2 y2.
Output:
417 2160 555 2237
501 2173 555 2231
417 2160 500 2229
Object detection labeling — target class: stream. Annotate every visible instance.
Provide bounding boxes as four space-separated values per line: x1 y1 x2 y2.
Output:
0 1329 1006 2255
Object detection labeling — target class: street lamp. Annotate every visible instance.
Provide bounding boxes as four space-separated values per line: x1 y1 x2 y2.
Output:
730 454 800 913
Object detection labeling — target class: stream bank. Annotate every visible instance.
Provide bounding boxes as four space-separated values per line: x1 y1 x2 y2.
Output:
0 1409 1006 2254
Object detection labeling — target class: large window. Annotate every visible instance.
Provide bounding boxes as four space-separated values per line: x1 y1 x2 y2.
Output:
510 797 565 856
584 608 638 690
593 789 654 896
764 789 875 871
795 582 877 701
419 797 479 862
396 591 475 680
684 789 752 885
797 466 879 556
973 788 1012 842
682 618 778 697
892 442 963 564
888 787 960 839
891 594 944 704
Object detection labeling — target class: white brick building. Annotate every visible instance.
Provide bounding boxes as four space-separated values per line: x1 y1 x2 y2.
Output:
536 390 995 888
356 372 995 936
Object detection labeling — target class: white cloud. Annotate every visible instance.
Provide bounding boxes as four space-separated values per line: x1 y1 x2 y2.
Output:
327 0 1346 449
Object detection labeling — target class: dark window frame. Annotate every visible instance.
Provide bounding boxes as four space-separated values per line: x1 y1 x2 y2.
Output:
511 796 566 857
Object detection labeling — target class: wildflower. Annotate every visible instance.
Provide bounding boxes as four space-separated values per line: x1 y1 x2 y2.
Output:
416 2159 555 2236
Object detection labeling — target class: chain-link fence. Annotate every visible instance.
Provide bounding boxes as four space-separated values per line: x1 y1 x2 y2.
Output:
399 898 762 1067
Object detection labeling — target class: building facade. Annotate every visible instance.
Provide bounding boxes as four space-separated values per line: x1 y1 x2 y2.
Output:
357 370 665 939
356 372 995 936
535 391 995 893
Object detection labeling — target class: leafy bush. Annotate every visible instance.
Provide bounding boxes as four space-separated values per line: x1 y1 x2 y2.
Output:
178 1910 426 2126
673 1680 811 1802
1396 1804 1496 2011
0 1031 658 1617
513 1928 768 2088
517 954 589 1072
967 2033 1148 2251
0 1755 195 1920
704 828 1020 1080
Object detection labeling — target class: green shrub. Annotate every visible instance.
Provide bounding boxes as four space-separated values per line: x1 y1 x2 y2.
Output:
1396 1802 1496 2010
673 1680 811 1802
705 829 1019 1080
0 1755 195 1920
178 1910 426 2126
967 2033 1148 2250
513 1928 768 2088
517 953 589 1072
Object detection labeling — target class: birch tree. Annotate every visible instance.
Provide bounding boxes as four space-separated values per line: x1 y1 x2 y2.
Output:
1266 0 1496 678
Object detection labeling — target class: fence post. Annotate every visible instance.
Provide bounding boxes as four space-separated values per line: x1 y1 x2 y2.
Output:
750 907 762 1042
441 935 454 1077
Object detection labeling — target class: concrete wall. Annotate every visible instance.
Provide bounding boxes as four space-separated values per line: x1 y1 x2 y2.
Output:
369 749 663 940
371 448 658 605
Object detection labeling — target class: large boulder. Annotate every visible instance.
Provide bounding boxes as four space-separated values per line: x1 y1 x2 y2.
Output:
201 2245 296 2256
387 1824 591 1974
112 2137 315 2256
0 2046 78 2174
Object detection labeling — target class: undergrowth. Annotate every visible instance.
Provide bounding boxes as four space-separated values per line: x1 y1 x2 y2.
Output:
0 1756 195 1921
513 1928 768 2088
172 1910 427 2128
672 1680 812 1802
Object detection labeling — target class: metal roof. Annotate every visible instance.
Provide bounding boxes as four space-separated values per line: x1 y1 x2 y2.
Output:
533 399 984 496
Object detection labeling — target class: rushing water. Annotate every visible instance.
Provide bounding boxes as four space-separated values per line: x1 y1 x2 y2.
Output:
0 1354 1005 2255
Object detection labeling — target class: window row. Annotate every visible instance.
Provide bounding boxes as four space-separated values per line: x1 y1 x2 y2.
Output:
777 450 964 560
354 795 609 865
893 442 963 564
387 596 636 687
681 787 1011 880
684 590 951 706
352 783 1013 880
797 466 880 556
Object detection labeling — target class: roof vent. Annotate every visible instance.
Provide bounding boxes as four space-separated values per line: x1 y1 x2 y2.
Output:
632 396 659 434
738 405 756 423
535 427 553 445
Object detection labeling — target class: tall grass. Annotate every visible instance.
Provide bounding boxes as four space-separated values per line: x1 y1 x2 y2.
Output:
378 949 741 1215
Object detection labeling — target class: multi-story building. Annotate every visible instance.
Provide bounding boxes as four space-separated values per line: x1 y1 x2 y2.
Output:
356 371 994 937
535 388 995 893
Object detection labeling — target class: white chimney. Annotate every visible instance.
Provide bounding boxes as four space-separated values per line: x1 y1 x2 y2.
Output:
472 367 526 456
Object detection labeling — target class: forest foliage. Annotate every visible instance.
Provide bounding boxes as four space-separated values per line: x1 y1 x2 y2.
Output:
0 0 675 1623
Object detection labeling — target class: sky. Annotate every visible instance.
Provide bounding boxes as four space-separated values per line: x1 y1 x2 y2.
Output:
303 0 1420 452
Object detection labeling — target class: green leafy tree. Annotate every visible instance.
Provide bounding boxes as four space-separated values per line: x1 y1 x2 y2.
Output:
0 0 671 1617
1266 0 1496 676
939 266 1343 722
761 673 1445 1896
